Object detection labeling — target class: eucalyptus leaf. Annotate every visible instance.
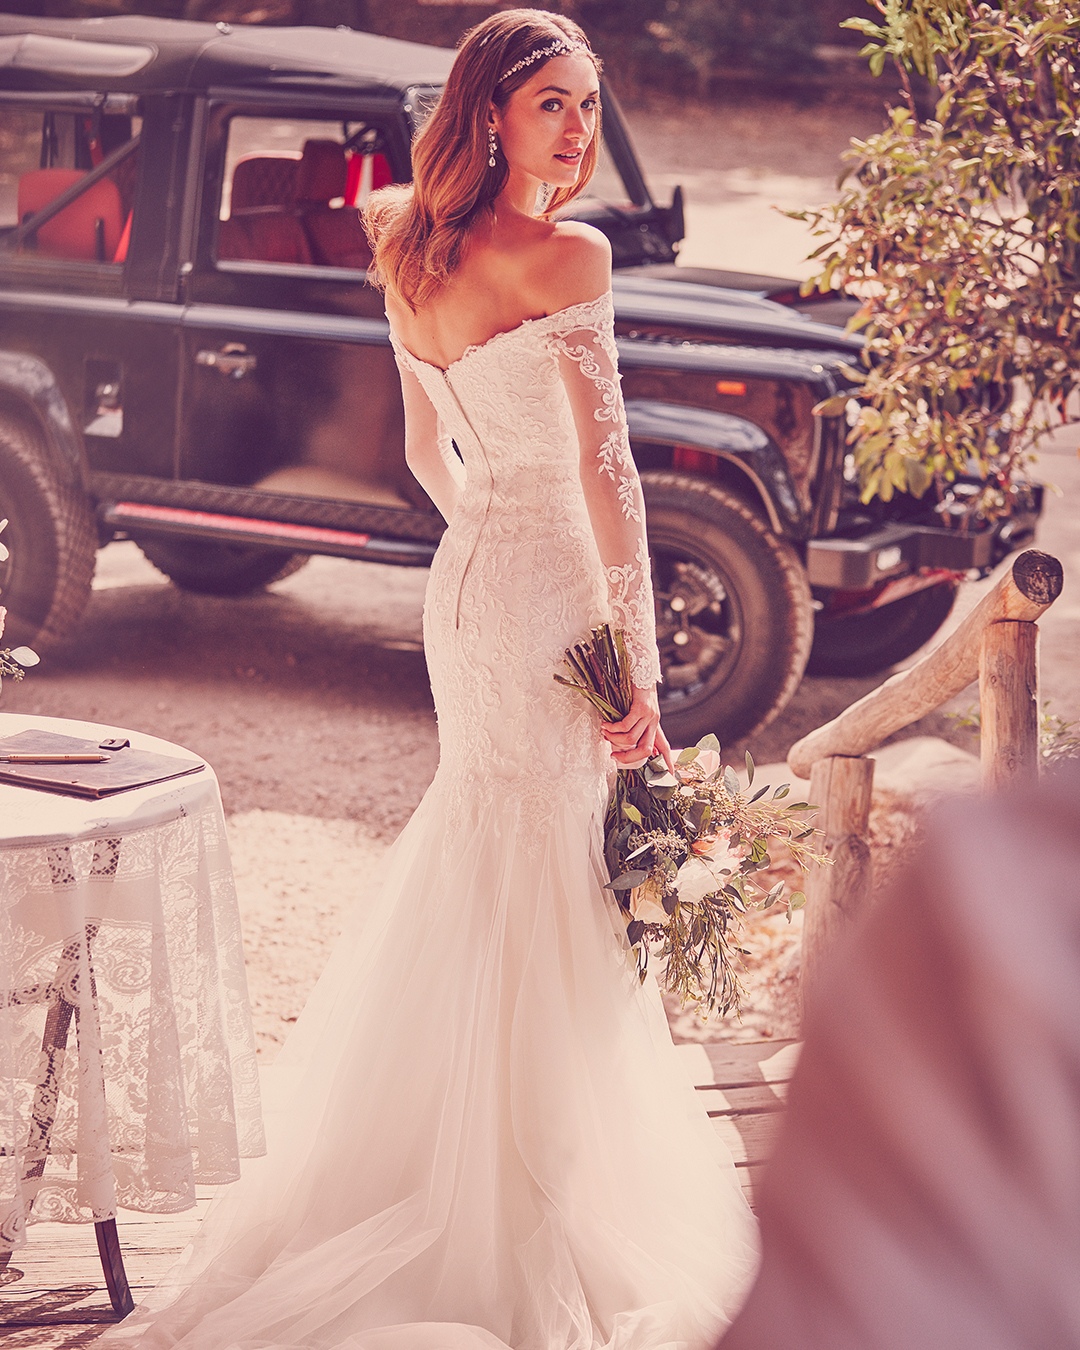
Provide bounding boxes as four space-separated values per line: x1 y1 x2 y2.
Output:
745 750 755 786
722 766 741 796
626 919 645 947
772 785 790 800
622 802 643 825
696 733 721 754
686 799 710 835
662 890 680 916
604 869 648 891
750 785 768 803
676 747 699 765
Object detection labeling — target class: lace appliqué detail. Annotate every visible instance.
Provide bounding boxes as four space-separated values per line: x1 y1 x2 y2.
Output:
545 302 661 688
596 431 641 524
606 536 661 686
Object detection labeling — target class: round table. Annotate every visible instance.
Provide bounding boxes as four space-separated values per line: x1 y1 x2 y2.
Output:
0 713 264 1311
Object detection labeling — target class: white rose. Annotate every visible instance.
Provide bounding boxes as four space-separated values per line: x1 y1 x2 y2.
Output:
673 855 724 907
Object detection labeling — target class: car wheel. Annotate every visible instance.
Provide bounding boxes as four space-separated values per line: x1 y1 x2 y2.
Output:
0 415 96 649
642 472 814 747
805 581 958 677
135 538 309 596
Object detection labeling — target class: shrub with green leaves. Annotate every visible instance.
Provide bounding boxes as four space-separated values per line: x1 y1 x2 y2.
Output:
797 0 1080 514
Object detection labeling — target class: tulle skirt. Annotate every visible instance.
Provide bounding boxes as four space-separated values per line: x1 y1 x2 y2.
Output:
101 767 758 1350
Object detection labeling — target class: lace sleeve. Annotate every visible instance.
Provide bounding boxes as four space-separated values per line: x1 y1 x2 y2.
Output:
548 302 661 687
390 341 465 524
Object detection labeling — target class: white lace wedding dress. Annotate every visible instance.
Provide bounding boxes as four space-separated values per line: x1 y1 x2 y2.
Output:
102 292 757 1350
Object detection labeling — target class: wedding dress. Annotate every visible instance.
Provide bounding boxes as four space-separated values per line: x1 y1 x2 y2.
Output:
102 291 757 1350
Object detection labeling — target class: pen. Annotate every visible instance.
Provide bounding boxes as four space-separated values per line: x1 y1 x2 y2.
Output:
0 753 112 763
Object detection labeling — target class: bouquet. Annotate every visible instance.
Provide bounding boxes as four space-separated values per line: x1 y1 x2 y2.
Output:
556 625 821 1018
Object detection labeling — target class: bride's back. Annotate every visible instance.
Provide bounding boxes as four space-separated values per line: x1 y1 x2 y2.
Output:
384 210 608 372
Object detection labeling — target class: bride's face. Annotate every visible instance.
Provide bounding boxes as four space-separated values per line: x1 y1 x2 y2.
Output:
491 52 599 192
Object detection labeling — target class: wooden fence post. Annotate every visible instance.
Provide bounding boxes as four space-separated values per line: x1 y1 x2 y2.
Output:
787 551 1063 780
979 620 1039 792
801 754 875 1013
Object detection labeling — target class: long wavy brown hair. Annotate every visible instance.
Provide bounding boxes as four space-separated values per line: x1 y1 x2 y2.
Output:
364 8 602 310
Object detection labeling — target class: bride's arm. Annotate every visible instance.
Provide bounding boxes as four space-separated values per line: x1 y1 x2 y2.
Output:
548 295 670 767
398 359 465 524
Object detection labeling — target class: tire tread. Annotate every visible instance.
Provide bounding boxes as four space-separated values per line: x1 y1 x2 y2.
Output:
643 471 813 743
0 417 96 649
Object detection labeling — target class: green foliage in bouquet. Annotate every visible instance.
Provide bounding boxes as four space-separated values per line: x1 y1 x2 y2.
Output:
556 625 822 1018
794 0 1080 517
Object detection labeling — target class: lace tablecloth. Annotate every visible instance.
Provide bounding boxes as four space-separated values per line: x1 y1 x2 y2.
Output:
0 714 264 1250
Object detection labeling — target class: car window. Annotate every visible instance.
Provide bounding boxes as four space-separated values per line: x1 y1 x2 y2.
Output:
216 114 398 272
0 104 140 266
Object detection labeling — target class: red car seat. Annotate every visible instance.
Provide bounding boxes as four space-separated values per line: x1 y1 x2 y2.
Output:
18 168 124 262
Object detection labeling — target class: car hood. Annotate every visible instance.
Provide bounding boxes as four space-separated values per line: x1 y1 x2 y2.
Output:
611 273 864 357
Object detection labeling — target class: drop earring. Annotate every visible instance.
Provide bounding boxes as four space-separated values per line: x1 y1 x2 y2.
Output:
488 125 498 169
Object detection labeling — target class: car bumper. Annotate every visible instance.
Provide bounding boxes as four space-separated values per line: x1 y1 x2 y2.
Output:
807 490 1043 590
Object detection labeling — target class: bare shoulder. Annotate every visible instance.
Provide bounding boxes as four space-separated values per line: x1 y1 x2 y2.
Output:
528 221 612 314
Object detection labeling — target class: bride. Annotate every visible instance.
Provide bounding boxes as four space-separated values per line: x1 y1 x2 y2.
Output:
102 10 757 1349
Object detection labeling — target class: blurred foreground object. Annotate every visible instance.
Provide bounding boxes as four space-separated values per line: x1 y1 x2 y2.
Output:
719 766 1080 1350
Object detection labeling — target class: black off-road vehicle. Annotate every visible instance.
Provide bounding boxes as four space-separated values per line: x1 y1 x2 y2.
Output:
0 14 1042 743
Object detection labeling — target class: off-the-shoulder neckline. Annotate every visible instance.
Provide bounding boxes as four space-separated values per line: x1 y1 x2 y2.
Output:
388 290 613 376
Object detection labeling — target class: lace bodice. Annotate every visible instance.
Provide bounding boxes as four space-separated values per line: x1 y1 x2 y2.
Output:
388 292 660 842
389 292 659 688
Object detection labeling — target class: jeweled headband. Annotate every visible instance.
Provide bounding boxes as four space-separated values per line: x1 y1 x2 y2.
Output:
497 39 590 85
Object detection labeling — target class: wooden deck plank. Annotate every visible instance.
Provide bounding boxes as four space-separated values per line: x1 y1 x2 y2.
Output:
0 1198 210 1341
696 1082 788 1112
710 1111 784 1167
1 1041 797 1341
703 1039 800 1085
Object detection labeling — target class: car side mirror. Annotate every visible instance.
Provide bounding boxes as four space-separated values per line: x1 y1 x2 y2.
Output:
666 185 684 247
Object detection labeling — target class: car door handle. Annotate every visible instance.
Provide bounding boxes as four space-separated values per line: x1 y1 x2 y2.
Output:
196 344 257 378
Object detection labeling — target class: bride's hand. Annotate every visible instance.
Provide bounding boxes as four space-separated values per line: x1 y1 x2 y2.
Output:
602 685 674 772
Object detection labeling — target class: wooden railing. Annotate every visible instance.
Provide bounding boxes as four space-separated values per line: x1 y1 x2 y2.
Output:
789 549 1064 999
